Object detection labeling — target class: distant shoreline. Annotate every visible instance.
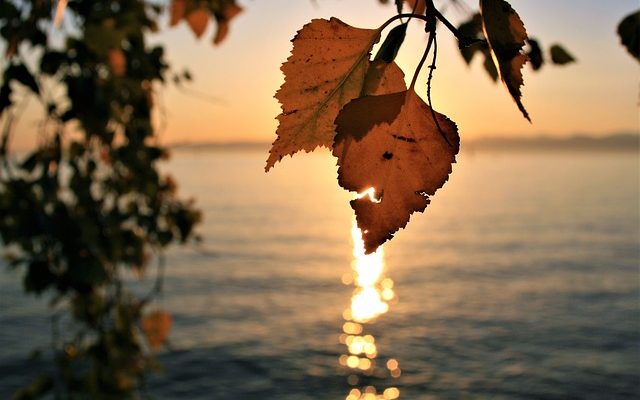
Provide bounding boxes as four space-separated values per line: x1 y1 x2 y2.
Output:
465 133 639 152
169 133 639 153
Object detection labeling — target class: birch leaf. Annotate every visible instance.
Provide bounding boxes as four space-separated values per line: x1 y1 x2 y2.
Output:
480 0 530 121
363 59 407 96
334 89 459 253
334 59 406 160
266 18 381 171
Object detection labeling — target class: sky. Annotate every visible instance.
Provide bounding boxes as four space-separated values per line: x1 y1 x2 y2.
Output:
6 0 640 149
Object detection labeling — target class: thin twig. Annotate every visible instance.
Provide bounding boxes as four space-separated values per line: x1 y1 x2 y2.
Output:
405 0 422 24
175 86 228 106
425 32 452 147
410 33 435 90
377 13 429 33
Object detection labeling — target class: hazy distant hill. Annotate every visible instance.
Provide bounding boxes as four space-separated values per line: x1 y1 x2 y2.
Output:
171 141 269 151
465 132 639 152
171 133 639 153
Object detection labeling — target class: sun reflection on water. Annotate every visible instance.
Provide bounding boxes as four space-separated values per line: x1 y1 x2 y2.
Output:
339 221 401 400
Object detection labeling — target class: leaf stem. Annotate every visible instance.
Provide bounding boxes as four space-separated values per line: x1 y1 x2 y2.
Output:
377 13 429 33
410 33 435 90
433 9 461 39
378 8 478 45
426 33 452 147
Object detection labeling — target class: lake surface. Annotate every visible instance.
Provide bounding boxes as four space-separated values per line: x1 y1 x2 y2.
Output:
1 148 639 399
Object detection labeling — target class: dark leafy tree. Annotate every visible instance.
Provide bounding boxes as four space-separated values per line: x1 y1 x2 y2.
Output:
0 0 242 398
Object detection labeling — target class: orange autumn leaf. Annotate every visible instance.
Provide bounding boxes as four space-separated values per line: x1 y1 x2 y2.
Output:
480 0 530 121
108 49 126 77
362 59 407 96
334 89 459 253
213 4 243 45
265 18 382 171
141 310 172 351
333 59 407 179
186 8 210 38
170 0 186 26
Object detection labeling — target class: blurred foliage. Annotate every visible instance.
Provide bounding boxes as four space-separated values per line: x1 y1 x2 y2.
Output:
455 12 575 83
617 10 640 62
0 0 250 398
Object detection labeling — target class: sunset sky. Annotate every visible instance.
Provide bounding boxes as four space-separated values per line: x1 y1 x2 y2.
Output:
7 0 640 150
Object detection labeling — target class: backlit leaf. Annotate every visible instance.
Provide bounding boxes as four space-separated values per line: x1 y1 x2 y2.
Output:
186 8 209 38
375 23 408 63
335 59 406 142
456 13 499 82
266 18 381 171
334 89 459 253
213 3 243 45
142 310 172 351
617 10 640 61
527 38 544 70
549 44 576 65
480 0 530 121
363 59 407 96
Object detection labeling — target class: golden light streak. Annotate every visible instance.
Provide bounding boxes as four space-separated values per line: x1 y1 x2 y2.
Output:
349 222 390 322
340 220 401 398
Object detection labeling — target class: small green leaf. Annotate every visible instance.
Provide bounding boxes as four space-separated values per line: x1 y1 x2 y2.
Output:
617 10 640 61
549 44 576 65
375 23 408 63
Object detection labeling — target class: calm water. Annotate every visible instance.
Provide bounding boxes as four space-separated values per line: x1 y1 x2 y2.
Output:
1 149 639 399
